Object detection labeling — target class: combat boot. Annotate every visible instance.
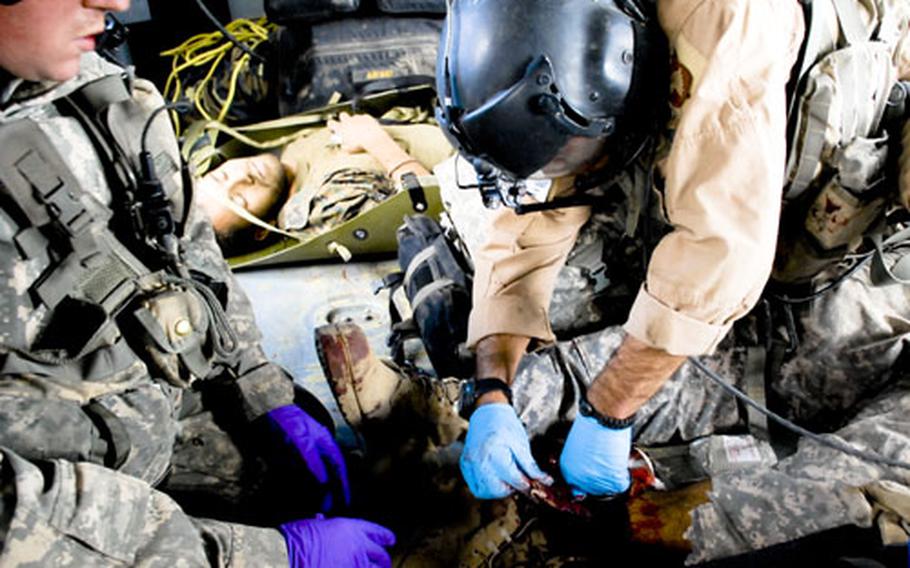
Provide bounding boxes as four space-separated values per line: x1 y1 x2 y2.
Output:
315 321 467 447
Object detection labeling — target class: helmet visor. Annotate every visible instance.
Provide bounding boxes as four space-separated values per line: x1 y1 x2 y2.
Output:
440 55 614 180
537 136 608 178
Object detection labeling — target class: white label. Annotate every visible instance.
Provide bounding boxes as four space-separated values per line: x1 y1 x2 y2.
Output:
523 178 553 203
722 436 763 464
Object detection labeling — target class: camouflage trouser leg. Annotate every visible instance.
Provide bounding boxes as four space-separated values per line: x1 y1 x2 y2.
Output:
517 251 909 438
770 260 910 430
163 386 337 525
158 389 271 522
684 259 910 563
512 327 745 445
514 255 910 563
686 379 910 563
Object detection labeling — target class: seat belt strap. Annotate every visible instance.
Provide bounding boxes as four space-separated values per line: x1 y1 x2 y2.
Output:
743 346 770 440
832 0 873 46
870 227 910 286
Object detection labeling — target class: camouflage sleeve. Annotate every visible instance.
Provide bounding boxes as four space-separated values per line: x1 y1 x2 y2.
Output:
180 198 294 422
132 75 294 421
0 447 289 567
0 396 109 465
900 118 910 210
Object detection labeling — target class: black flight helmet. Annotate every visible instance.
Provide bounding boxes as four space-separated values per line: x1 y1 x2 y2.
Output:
436 0 666 181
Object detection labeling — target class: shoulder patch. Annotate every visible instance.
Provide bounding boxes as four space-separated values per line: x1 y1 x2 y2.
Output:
669 53 694 110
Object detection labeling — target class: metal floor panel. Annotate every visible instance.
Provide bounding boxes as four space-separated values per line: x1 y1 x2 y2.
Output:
235 259 399 446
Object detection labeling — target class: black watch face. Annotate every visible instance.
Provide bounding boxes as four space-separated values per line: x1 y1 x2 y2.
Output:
578 398 594 416
458 379 478 419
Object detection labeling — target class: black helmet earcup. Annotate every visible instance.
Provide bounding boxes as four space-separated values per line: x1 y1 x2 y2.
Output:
436 0 667 179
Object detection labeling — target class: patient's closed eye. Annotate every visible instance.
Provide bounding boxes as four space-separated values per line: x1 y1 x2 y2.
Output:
229 191 249 211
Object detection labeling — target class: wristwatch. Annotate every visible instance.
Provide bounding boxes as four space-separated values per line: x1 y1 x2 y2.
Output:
578 397 636 430
458 377 513 420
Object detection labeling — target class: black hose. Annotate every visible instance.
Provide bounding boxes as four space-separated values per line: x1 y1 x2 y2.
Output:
193 0 266 63
141 101 192 156
690 357 910 470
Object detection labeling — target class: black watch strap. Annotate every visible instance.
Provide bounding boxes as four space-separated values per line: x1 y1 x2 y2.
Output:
578 397 635 430
459 377 513 419
474 378 513 402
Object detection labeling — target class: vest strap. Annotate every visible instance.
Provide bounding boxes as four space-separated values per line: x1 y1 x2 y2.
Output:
870 227 910 286
832 0 874 45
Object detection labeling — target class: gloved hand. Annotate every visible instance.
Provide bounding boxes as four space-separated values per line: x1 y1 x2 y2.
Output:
281 515 395 568
263 404 351 513
460 403 552 499
559 413 631 497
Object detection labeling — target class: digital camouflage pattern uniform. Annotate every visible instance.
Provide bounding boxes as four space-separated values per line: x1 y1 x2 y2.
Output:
439 0 910 563
0 53 296 566
278 120 453 237
497 93 910 568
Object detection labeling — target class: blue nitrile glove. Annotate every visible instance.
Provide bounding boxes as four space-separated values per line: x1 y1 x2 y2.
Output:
559 412 631 497
281 515 396 568
460 403 553 499
264 404 351 513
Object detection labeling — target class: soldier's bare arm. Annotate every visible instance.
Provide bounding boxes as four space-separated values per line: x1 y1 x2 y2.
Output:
586 334 687 420
473 333 532 406
328 112 431 182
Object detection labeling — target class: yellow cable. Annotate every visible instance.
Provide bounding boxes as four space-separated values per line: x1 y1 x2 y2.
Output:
161 17 276 135
217 52 251 122
193 49 229 121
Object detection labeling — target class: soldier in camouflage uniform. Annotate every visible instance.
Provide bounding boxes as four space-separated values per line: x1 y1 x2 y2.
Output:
434 0 910 563
0 1 395 565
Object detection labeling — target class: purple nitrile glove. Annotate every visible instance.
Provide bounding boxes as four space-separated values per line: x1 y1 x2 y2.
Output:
281 515 396 568
264 404 351 513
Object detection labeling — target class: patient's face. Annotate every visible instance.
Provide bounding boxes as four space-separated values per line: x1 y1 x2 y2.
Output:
196 154 287 239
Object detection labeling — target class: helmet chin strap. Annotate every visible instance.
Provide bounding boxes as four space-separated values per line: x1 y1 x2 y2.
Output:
512 131 658 215
615 0 648 21
0 67 16 107
455 126 657 214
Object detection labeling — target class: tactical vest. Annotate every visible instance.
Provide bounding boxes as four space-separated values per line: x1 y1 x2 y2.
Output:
775 0 910 284
0 54 236 406
547 0 910 338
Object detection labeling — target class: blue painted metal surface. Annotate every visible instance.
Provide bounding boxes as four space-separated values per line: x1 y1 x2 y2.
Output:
235 260 399 447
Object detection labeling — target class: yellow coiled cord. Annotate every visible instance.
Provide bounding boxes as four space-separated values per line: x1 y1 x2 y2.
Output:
161 17 276 135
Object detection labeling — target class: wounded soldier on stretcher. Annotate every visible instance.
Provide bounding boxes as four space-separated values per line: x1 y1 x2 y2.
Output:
194 112 452 253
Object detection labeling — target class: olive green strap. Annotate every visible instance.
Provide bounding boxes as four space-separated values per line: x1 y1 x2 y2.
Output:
870 227 910 286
